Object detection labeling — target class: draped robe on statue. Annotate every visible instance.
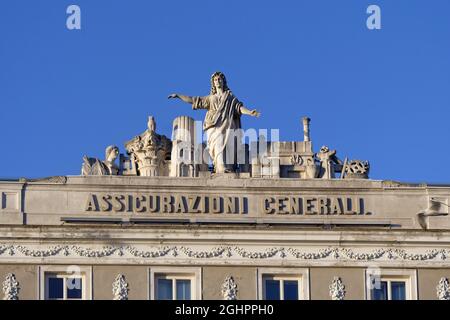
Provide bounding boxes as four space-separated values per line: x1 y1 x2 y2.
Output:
192 90 243 172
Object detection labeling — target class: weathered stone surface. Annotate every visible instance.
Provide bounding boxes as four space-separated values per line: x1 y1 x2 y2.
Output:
123 117 172 177
82 145 119 176
1 176 447 230
0 74 448 300
168 71 260 174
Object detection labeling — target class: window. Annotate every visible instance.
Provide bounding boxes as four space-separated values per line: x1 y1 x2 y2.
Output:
258 268 309 300
263 276 300 300
39 266 92 300
156 275 192 300
149 267 201 300
371 280 407 300
46 273 83 300
366 269 417 300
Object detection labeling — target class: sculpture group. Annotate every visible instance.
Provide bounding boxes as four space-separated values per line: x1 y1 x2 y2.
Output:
82 72 369 179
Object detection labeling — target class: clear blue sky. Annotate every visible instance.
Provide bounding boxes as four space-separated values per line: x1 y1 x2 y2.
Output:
1 0 449 183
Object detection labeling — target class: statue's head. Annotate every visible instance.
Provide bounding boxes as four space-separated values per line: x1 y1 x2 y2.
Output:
210 71 229 95
320 146 329 153
105 145 119 162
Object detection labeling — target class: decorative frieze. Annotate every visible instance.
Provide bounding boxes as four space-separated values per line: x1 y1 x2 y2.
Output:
0 244 449 264
180 246 231 258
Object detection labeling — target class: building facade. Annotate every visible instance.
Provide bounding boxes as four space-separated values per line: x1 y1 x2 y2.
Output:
1 113 449 300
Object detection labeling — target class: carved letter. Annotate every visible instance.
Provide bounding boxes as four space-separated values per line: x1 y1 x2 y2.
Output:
162 196 174 213
344 198 357 215
263 197 275 214
212 196 222 214
200 196 206 213
100 194 113 212
188 196 201 213
289 197 301 215
113 195 125 212
174 196 188 213
113 195 126 212
239 197 247 214
359 198 366 215
85 194 99 211
318 197 330 215
135 195 147 213
330 198 344 215
126 195 134 212
278 197 289 214
304 197 318 215
352 197 362 214
148 195 159 213
224 197 237 214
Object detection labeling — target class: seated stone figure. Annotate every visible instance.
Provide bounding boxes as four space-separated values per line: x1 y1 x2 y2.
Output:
81 145 119 176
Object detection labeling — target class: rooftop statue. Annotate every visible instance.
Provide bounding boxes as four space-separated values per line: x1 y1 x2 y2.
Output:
81 145 119 176
343 160 370 179
79 73 370 180
124 116 172 177
168 71 260 174
316 146 342 179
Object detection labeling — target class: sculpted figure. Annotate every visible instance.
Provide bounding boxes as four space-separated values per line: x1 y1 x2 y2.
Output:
316 146 342 179
168 71 260 173
124 116 172 176
344 160 370 179
82 145 119 176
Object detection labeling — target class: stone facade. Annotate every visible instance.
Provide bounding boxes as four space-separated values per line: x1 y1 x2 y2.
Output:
1 110 449 300
0 174 449 300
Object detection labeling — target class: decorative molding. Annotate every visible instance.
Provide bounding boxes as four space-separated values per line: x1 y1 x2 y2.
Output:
0 244 449 263
180 246 230 258
437 277 450 300
221 276 238 300
2 273 19 300
329 277 345 300
112 274 129 300
290 154 303 166
20 176 67 184
235 247 286 259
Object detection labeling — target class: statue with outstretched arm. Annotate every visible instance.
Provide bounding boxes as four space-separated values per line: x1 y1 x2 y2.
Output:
168 71 260 173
